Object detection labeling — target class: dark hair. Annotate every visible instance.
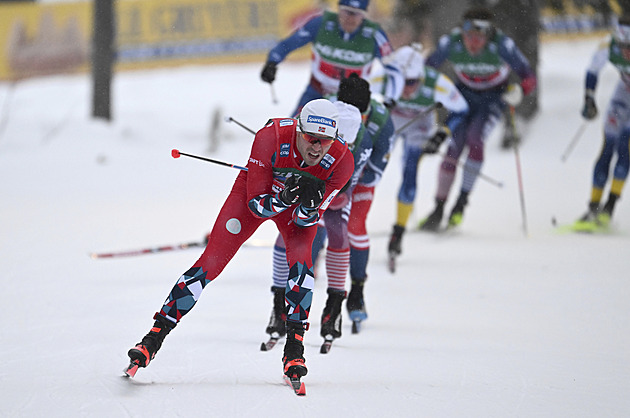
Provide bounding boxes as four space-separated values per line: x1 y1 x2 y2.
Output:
337 73 371 113
462 6 494 22
619 14 630 27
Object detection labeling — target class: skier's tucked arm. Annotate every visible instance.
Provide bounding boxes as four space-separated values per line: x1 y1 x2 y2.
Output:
296 149 355 226
291 175 326 227
246 127 291 219
582 37 610 120
434 73 469 135
585 38 611 93
292 202 320 227
359 119 394 187
348 133 373 192
497 36 537 96
261 16 323 84
425 34 452 69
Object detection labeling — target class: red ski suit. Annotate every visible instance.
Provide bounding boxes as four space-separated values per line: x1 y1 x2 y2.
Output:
158 118 354 325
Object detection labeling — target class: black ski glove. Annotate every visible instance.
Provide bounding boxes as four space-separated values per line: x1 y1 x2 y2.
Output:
424 128 449 154
261 61 277 84
383 98 396 110
278 175 301 205
298 177 326 209
582 93 597 120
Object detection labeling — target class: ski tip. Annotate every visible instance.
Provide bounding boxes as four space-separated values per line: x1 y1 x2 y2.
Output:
295 382 306 396
320 338 333 354
123 362 139 378
260 336 279 351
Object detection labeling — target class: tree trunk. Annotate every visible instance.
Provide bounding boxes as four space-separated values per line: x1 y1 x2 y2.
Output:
92 0 114 121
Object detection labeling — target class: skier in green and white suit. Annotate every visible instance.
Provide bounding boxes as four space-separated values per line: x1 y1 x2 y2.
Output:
260 0 403 115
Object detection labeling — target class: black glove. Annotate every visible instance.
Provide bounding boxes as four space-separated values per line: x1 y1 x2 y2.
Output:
424 128 448 154
298 176 326 209
260 61 277 84
383 98 396 110
279 175 301 205
582 94 597 120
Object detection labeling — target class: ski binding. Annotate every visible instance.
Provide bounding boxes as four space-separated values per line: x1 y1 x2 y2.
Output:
283 374 306 396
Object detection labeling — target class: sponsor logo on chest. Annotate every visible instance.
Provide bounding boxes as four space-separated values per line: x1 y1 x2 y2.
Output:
280 143 290 157
320 153 336 169
454 62 499 74
314 42 372 64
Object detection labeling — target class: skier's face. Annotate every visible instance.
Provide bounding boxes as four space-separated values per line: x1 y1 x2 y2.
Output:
463 30 488 55
338 6 365 34
620 43 630 61
402 78 422 99
296 131 335 166
462 20 491 56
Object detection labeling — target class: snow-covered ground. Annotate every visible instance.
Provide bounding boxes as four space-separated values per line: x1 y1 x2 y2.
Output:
1 37 628 417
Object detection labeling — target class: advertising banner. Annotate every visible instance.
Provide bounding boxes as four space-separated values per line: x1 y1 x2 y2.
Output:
0 0 324 80
0 2 90 80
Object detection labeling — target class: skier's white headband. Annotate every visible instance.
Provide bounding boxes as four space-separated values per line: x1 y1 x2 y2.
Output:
339 5 367 16
463 19 491 33
615 24 630 44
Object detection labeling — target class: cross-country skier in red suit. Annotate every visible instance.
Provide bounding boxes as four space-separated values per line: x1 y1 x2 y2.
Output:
126 99 355 384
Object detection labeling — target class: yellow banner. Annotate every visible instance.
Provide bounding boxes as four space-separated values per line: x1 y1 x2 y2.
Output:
116 0 321 69
0 0 393 80
0 2 91 80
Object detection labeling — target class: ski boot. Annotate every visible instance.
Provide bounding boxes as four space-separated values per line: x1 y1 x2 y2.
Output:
387 225 404 272
598 193 618 227
346 279 367 334
573 202 601 232
261 286 287 351
126 314 175 376
447 192 469 228
283 321 307 378
320 289 346 353
265 286 287 337
419 199 445 232
388 225 405 256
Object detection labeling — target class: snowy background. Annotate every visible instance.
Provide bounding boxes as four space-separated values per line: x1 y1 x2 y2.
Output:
1 37 629 417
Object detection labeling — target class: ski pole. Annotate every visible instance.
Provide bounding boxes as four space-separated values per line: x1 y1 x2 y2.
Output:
393 102 506 187
435 151 504 188
90 237 272 259
475 167 504 189
228 101 442 138
510 106 529 237
270 83 279 105
394 102 443 135
225 116 257 135
171 149 248 171
90 241 205 259
561 121 588 163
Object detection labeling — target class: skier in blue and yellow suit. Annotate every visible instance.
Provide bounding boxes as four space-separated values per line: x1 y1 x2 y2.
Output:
575 15 630 231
